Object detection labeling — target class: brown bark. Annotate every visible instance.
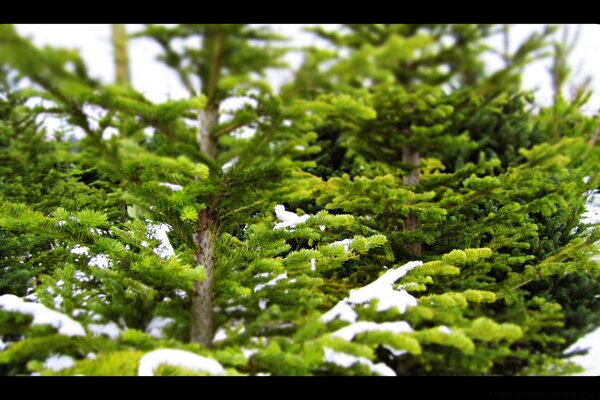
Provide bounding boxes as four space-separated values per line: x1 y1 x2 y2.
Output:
190 30 226 347
403 144 422 257
190 209 217 347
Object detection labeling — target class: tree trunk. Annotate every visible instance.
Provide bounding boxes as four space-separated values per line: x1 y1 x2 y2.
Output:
190 31 224 347
198 105 220 159
403 144 422 257
111 24 131 87
190 107 219 346
190 209 217 347
112 24 131 222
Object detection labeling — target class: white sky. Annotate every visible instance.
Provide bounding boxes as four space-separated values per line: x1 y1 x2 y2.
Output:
13 24 600 115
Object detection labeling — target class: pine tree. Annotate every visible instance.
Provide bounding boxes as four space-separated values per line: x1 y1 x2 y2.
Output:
0 24 599 376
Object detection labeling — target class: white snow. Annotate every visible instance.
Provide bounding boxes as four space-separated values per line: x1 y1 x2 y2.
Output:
438 325 452 334
324 347 395 376
255 272 271 279
221 156 239 172
382 345 407 357
254 272 288 293
44 354 75 372
53 295 63 309
147 223 175 259
321 301 358 324
347 261 422 313
213 328 228 343
565 326 600 376
88 322 121 339
137 349 225 376
71 245 89 255
310 258 317 271
0 294 85 336
146 317 175 338
87 353 97 360
242 348 259 359
321 261 423 324
174 289 188 300
159 182 183 191
88 254 111 269
331 321 414 341
330 239 353 252
582 190 600 225
225 305 246 313
273 205 311 230
0 339 9 351
258 298 268 310
74 271 91 283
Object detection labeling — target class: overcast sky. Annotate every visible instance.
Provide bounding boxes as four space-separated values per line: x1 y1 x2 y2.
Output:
13 24 600 115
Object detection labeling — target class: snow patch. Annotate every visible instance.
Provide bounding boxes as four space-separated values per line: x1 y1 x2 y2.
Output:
321 261 423 324
330 239 353 252
148 223 175 259
347 261 422 313
321 301 358 324
382 345 407 357
159 182 183 191
88 254 111 269
0 294 85 336
221 156 239 172
146 317 175 339
566 326 600 376
254 272 288 293
71 245 89 255
310 258 317 271
88 322 121 339
242 348 259 359
213 327 228 343
44 354 75 372
324 347 395 376
439 325 452 334
138 349 225 376
273 205 311 230
259 298 268 310
331 321 413 341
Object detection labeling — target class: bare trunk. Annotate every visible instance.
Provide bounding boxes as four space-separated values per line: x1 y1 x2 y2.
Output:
190 209 216 347
190 31 225 346
112 24 131 222
111 24 131 87
403 144 422 257
198 106 219 159
190 105 219 346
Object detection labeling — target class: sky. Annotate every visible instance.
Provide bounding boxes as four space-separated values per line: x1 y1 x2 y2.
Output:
12 24 600 116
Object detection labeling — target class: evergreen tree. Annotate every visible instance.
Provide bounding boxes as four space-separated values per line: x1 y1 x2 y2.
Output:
0 24 599 376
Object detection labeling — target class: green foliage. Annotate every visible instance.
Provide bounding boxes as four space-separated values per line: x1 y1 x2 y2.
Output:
1 23 599 376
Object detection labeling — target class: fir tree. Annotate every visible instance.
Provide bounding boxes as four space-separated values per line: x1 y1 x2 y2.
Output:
0 24 599 376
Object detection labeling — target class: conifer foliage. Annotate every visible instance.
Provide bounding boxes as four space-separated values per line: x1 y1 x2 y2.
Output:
1 24 599 376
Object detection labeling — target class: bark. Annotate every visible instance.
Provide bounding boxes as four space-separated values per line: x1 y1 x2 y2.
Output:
189 30 225 347
198 105 220 159
190 209 217 347
111 24 131 87
403 144 422 257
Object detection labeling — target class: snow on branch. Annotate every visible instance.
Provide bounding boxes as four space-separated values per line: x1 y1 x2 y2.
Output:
137 349 225 376
273 204 311 230
321 261 423 324
0 294 85 337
